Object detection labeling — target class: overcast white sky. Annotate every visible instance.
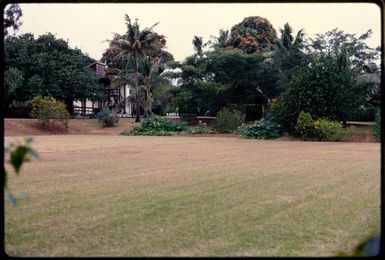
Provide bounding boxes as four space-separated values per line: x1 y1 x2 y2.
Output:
15 3 381 62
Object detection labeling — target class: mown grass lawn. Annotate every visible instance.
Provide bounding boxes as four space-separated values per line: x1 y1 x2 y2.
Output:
4 135 380 256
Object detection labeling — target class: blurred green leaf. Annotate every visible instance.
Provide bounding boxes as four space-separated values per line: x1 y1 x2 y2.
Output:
10 146 30 174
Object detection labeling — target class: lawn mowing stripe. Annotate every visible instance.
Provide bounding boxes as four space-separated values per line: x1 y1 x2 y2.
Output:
5 136 380 256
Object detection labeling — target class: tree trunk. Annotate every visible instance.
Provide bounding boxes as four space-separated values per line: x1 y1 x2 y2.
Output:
65 98 74 117
143 89 148 118
149 92 153 115
134 53 141 123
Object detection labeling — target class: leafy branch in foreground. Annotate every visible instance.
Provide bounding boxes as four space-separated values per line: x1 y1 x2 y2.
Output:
4 137 39 209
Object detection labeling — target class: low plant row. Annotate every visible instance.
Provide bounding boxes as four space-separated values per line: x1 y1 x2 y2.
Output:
120 108 363 142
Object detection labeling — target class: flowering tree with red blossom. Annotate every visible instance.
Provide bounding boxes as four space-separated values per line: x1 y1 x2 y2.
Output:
227 16 277 54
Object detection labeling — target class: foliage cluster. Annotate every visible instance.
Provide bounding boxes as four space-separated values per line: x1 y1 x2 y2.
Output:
174 47 277 118
30 96 70 129
271 53 361 133
313 119 355 141
296 112 316 139
97 107 120 127
227 16 277 53
4 33 103 116
212 108 245 133
296 112 355 141
122 116 187 136
239 117 283 139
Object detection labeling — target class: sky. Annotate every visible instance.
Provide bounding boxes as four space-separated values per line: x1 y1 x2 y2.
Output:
14 3 382 62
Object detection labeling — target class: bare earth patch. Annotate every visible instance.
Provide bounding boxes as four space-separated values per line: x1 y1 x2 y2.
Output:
5 118 138 136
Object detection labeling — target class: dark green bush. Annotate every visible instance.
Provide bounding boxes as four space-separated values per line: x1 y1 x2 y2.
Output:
212 108 245 133
97 107 120 127
239 117 283 139
121 116 187 136
373 108 380 141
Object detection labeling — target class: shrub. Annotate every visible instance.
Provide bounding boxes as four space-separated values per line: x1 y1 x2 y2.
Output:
213 108 245 133
239 117 283 139
187 121 217 134
122 116 187 136
97 107 120 127
296 111 315 139
296 112 355 141
373 108 380 141
30 96 70 128
312 119 349 141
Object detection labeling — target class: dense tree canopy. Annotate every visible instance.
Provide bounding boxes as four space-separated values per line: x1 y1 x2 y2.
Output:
4 33 103 115
172 46 278 119
271 50 362 132
303 28 381 121
227 16 277 53
305 28 380 73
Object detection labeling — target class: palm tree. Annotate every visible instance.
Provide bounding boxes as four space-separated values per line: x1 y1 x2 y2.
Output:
138 57 164 117
210 29 230 49
104 15 161 122
192 36 203 56
274 23 305 74
192 36 211 57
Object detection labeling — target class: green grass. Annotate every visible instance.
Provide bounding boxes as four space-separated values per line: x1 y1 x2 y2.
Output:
4 135 381 256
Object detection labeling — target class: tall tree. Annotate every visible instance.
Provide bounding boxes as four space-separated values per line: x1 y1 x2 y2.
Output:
272 23 307 95
138 57 165 117
305 28 380 73
305 28 381 120
272 51 361 132
3 3 22 37
174 47 278 119
226 16 277 54
274 23 306 72
4 33 103 116
102 15 162 122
